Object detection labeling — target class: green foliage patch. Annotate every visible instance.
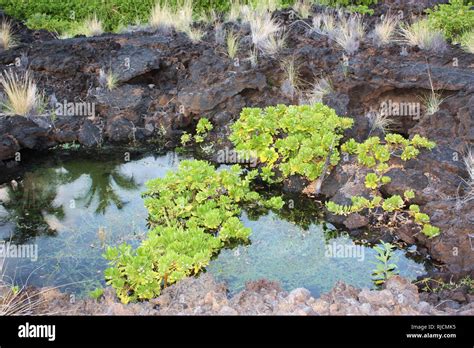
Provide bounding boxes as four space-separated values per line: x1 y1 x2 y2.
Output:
371 240 398 286
229 103 353 183
0 0 380 35
181 118 213 145
104 160 284 303
426 0 474 42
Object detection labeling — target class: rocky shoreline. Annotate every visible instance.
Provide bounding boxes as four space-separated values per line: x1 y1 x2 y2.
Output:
4 274 472 315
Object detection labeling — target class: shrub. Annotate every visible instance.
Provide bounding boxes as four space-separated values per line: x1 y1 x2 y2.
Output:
327 134 440 238
181 117 213 145
104 160 284 303
426 0 474 42
229 104 353 183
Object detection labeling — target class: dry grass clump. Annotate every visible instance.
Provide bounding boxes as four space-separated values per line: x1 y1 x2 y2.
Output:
399 20 447 52
334 13 365 55
149 1 175 30
422 91 444 116
0 21 15 49
186 27 204 42
367 111 393 134
246 10 285 55
99 68 119 91
149 0 193 33
421 64 445 116
456 147 474 207
226 0 242 22
0 69 39 116
247 47 259 68
311 11 365 55
372 14 399 46
307 76 333 104
149 1 203 43
281 56 302 98
311 10 337 38
254 0 281 14
462 148 474 202
198 9 219 24
81 14 104 37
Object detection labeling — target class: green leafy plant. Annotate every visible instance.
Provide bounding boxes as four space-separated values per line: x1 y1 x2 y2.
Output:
371 240 398 286
181 118 213 146
346 5 374 15
426 0 474 42
104 160 284 303
89 288 104 300
229 103 353 183
328 134 440 238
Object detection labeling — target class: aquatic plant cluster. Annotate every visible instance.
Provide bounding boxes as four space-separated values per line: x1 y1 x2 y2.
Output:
101 98 441 301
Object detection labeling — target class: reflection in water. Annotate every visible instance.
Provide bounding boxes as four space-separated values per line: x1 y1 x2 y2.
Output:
1 171 63 244
58 159 139 214
0 151 427 297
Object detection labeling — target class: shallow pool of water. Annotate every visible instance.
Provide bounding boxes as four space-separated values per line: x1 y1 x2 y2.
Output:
0 151 428 297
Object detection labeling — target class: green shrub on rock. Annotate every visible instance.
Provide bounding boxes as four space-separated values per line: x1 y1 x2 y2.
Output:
327 134 440 238
229 103 353 183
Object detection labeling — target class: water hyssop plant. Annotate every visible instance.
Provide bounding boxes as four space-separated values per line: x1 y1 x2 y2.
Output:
104 160 284 303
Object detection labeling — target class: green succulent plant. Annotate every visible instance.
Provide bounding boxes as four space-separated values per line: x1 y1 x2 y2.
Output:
104 160 284 303
328 134 440 238
230 103 353 182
